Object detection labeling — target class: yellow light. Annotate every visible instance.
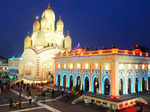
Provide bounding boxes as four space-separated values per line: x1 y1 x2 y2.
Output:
64 64 66 69
95 63 98 69
142 64 145 69
70 64 73 69
77 63 81 69
58 64 60 69
85 63 88 69
105 64 110 70
112 49 119 54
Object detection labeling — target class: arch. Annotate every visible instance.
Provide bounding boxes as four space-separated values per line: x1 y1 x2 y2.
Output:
91 74 99 93
102 75 111 95
67 73 73 89
128 75 134 94
82 73 90 92
75 74 81 87
119 75 126 95
61 73 67 87
56 73 61 86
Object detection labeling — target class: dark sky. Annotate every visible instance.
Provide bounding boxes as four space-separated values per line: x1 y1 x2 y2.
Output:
0 0 150 58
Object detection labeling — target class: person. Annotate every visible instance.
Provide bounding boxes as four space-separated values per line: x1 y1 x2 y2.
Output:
9 97 13 109
28 96 32 104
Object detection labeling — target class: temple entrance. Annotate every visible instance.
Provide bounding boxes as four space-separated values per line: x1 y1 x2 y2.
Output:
119 79 123 95
76 76 81 90
58 75 60 87
69 76 73 89
85 77 89 92
94 78 99 93
128 78 131 94
142 77 146 92
104 78 110 95
63 75 66 88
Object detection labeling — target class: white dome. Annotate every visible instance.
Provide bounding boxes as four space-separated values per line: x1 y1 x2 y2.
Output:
42 4 55 22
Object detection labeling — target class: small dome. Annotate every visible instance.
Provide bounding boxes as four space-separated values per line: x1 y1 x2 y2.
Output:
25 35 31 41
57 16 64 26
65 31 71 39
33 16 40 32
42 4 55 22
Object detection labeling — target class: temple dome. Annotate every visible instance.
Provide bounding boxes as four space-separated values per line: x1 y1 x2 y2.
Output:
42 4 55 22
57 16 64 26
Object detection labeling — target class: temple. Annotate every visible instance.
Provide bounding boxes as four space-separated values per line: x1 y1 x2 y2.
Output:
16 4 150 110
19 4 72 83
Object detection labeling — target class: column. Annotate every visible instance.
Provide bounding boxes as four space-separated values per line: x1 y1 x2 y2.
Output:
89 71 92 92
125 76 128 94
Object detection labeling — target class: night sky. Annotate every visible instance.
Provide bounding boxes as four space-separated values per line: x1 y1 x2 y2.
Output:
0 0 150 58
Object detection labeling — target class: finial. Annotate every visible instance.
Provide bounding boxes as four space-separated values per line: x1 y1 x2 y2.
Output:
48 3 51 9
59 16 61 20
36 16 39 20
27 32 30 35
67 31 70 36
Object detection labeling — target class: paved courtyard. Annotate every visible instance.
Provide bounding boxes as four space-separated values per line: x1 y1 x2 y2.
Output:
0 85 150 112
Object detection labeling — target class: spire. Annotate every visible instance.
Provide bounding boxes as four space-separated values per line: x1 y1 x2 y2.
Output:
59 16 61 20
67 31 70 36
48 3 51 9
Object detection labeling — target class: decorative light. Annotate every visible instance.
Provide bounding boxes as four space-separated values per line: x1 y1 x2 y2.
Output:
64 64 66 69
95 63 98 69
142 64 145 69
77 63 81 69
58 64 60 69
105 64 110 70
85 63 88 69
119 64 123 69
70 64 73 69
128 64 131 69
148 64 150 69
135 64 138 69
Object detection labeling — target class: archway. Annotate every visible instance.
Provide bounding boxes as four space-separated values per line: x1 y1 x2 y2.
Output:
102 75 111 95
119 79 123 95
76 76 81 90
69 76 73 89
91 74 99 93
63 75 66 88
142 77 146 92
68 74 73 89
94 78 99 93
85 77 89 92
104 78 110 95
57 75 60 87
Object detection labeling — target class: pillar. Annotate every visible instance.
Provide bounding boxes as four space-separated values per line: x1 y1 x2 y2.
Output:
89 71 92 92
125 75 128 94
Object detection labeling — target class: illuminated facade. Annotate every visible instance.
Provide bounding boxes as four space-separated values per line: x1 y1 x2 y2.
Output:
55 45 150 97
19 4 72 83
